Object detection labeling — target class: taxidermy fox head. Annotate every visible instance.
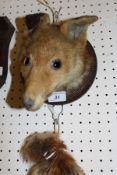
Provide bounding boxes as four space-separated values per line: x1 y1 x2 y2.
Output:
20 14 98 111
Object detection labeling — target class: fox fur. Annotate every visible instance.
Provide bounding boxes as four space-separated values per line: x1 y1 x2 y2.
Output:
20 132 85 175
20 14 98 111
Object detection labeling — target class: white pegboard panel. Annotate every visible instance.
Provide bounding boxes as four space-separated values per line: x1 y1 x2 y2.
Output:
0 0 117 175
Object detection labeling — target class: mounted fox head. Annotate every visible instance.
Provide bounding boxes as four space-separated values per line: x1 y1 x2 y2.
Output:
20 14 98 111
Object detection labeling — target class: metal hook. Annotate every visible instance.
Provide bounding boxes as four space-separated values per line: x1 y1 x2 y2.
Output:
47 104 63 134
53 7 62 23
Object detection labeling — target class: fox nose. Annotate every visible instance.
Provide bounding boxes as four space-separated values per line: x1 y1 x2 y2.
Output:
23 97 34 110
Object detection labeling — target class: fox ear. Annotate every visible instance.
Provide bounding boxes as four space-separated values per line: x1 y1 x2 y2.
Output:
25 13 50 32
39 13 50 25
59 15 98 43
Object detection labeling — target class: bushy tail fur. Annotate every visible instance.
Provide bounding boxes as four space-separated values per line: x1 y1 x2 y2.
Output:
20 132 66 163
20 132 85 175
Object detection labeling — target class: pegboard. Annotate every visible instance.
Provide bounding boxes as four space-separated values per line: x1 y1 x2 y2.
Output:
0 0 117 175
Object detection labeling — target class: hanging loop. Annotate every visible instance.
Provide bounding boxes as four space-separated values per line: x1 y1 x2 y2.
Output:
53 7 62 23
47 104 63 134
37 0 62 24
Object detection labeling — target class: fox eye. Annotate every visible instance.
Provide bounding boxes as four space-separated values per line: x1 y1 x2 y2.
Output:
51 59 62 70
24 57 32 67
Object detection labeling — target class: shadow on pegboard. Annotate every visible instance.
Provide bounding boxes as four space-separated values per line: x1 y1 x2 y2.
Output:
6 17 27 109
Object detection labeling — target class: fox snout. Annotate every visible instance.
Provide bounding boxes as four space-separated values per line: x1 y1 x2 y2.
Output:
23 85 49 111
23 97 34 110
23 94 46 111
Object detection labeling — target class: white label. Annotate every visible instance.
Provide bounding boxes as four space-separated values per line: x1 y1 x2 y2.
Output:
48 91 66 102
0 67 3 76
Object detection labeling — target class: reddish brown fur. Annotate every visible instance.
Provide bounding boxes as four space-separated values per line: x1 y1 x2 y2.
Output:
20 132 85 175
20 14 98 111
